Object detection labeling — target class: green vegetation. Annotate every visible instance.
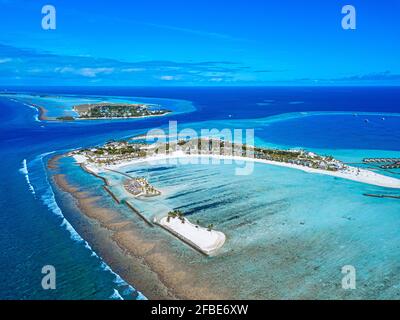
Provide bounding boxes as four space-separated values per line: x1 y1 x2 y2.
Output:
76 137 343 172
56 116 75 121
74 103 170 119
167 210 185 223
92 143 147 156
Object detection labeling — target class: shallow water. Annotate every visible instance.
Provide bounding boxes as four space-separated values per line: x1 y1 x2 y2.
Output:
1 92 195 119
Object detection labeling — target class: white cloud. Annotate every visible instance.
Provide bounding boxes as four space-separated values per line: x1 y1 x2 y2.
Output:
54 66 114 77
0 58 12 64
27 68 43 73
78 67 114 77
54 67 75 74
160 75 177 81
122 68 146 73
210 77 224 82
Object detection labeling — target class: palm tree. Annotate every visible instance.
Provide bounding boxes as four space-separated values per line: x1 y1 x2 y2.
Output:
175 210 185 223
167 210 185 223
207 224 214 232
167 210 177 222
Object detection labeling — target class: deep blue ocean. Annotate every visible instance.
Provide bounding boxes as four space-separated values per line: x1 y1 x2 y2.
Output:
1 86 399 299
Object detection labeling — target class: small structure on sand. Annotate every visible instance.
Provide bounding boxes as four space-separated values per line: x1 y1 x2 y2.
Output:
124 177 161 197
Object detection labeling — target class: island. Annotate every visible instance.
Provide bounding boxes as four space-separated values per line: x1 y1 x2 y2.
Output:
157 211 226 256
0 93 175 121
73 102 171 120
64 135 400 256
71 136 400 188
124 177 161 197
48 133 400 299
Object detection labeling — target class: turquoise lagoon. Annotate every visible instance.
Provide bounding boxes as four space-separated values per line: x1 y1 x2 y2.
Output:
1 93 195 119
61 151 400 299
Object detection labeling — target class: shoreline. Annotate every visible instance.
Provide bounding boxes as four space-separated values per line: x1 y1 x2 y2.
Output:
38 106 49 121
41 109 171 122
6 97 171 122
73 111 171 121
81 152 400 189
156 217 226 256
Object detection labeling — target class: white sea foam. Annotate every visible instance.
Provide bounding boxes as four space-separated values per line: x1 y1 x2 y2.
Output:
23 103 40 122
136 291 148 300
109 289 124 300
19 159 36 196
41 177 84 242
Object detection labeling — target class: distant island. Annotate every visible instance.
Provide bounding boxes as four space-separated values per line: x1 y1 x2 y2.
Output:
73 102 171 120
0 93 174 121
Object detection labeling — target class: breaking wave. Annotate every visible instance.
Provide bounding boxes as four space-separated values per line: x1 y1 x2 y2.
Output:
27 151 146 300
19 159 36 196
23 103 40 122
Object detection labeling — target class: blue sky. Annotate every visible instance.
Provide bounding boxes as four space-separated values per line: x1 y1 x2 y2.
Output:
0 0 399 86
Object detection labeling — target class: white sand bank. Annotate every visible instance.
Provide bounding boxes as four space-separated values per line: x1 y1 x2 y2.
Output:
159 216 226 255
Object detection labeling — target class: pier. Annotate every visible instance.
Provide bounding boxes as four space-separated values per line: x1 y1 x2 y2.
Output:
362 158 400 170
363 158 400 163
380 163 400 169
79 164 157 227
103 185 121 204
364 193 400 200
80 163 109 186
124 201 154 227
104 168 133 178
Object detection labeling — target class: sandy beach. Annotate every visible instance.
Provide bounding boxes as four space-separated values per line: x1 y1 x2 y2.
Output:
72 111 171 121
158 216 226 256
37 106 49 121
76 152 400 189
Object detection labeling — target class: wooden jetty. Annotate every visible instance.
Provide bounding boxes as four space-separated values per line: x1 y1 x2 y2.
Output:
380 163 400 169
362 158 400 169
79 163 109 186
363 158 400 163
102 185 121 204
124 201 153 227
364 193 400 199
